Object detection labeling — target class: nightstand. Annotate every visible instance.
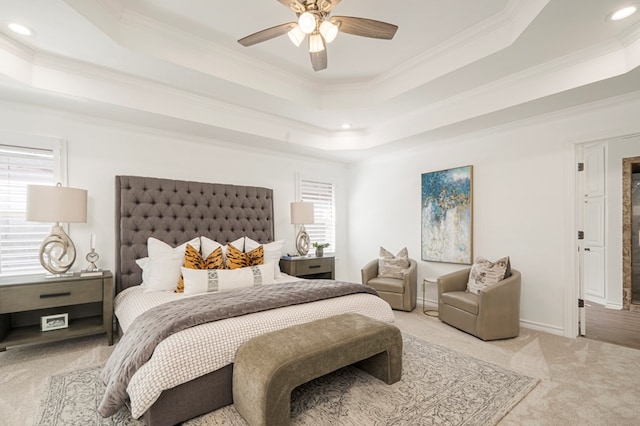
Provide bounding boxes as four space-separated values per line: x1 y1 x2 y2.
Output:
279 256 335 280
0 271 114 351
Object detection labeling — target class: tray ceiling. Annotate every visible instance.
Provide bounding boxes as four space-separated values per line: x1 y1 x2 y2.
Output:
1 0 639 161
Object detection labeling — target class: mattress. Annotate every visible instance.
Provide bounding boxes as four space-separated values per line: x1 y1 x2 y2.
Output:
114 275 395 418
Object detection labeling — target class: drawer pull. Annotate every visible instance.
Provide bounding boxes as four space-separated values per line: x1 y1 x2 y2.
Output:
40 292 71 299
308 265 322 269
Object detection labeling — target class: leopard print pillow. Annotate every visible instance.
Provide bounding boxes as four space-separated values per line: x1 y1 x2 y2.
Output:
225 243 264 270
176 244 223 293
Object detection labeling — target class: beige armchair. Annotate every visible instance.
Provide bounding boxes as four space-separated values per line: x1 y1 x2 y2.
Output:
361 259 417 311
437 268 521 340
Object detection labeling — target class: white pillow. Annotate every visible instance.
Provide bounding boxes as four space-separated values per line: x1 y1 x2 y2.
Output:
200 236 223 257
245 237 285 277
181 261 275 295
466 256 510 295
136 237 200 291
201 236 244 261
378 246 410 279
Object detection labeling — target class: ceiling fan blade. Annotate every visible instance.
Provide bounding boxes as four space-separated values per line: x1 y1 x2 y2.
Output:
318 0 342 12
275 0 306 13
310 49 328 72
331 16 398 40
238 22 297 47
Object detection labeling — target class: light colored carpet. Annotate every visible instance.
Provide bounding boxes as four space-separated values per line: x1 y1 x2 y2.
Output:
2 308 640 425
32 335 537 425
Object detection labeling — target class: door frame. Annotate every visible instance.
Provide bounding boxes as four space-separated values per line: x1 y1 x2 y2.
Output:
576 144 586 335
622 156 640 310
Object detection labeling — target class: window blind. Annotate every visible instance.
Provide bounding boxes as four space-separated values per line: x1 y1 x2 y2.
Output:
300 178 336 253
0 144 55 275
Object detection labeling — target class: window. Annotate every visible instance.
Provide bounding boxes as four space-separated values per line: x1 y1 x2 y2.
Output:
0 137 64 275
298 177 336 254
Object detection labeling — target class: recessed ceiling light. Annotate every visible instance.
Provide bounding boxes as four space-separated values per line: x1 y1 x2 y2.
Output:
607 5 638 21
341 123 352 130
7 22 35 36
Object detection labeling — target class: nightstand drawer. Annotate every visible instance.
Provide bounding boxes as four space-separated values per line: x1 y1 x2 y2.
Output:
0 280 103 313
295 258 333 275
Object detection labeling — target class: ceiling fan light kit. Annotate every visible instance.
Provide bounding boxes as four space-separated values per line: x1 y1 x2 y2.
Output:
238 0 398 71
298 11 317 33
309 33 325 52
288 25 306 46
319 20 338 43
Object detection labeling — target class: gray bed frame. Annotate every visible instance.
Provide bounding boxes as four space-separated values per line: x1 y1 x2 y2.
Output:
115 175 275 426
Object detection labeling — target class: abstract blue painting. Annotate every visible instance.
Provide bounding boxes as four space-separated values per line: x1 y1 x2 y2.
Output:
421 165 473 264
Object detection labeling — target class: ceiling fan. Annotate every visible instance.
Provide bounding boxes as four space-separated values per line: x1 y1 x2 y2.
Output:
237 0 398 72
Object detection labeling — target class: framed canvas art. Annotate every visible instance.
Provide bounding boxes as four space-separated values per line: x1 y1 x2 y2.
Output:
421 165 473 264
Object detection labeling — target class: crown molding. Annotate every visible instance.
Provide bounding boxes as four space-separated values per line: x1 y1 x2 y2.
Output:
359 35 640 149
321 0 550 108
0 34 36 85
117 9 324 107
25 49 340 148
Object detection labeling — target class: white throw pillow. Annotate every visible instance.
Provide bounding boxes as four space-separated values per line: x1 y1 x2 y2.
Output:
136 237 200 291
201 236 244 261
466 256 510 295
245 237 285 277
378 246 410 279
181 261 275 295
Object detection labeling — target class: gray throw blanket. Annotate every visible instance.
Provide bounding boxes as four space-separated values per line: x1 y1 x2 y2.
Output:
98 280 378 417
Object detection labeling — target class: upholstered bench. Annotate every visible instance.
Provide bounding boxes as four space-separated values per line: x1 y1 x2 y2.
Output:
232 313 403 426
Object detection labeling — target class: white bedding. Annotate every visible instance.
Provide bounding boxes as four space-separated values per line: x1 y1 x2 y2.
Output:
114 275 395 418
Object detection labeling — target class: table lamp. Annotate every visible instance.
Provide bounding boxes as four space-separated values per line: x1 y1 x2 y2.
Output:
26 183 88 275
290 201 314 256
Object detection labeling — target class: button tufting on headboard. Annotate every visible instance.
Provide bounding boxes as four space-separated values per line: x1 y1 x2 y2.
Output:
115 176 274 293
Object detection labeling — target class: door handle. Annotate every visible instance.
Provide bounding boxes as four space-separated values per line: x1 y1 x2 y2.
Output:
584 248 591 251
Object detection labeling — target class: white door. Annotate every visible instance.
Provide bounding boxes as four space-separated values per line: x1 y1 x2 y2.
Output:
578 143 607 334
584 247 605 300
584 197 606 302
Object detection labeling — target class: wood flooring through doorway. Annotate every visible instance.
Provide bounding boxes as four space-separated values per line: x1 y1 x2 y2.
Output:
585 301 640 350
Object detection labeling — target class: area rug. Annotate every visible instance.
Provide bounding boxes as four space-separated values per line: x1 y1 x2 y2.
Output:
35 334 538 425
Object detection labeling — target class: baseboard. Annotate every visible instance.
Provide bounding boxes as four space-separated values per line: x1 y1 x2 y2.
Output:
421 301 565 337
520 319 564 336
605 302 623 310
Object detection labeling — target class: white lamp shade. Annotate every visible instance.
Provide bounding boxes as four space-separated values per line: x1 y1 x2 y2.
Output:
287 24 305 47
319 20 338 43
290 202 314 225
26 184 88 223
309 33 325 53
298 12 316 34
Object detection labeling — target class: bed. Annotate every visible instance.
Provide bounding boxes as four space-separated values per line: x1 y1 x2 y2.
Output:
106 175 394 425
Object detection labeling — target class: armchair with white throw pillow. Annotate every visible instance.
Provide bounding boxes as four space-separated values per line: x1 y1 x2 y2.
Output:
437 257 521 341
361 247 417 311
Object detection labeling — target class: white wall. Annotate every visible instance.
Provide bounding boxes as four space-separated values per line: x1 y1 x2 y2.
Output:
0 101 350 279
346 95 640 336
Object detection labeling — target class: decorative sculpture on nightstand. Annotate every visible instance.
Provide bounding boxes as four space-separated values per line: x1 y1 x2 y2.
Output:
85 248 100 272
40 227 77 274
82 234 102 275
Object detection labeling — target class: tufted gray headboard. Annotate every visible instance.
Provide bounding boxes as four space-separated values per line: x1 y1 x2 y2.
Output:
115 175 274 293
